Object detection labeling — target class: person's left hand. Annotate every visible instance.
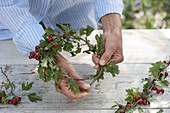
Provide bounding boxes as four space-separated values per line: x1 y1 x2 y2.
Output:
92 13 124 68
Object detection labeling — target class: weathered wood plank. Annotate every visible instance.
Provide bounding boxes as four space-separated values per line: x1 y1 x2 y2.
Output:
1 109 170 113
0 63 154 75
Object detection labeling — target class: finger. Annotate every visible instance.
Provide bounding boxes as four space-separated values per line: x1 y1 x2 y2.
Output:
92 53 99 65
111 54 124 64
99 47 116 66
61 85 88 100
75 80 91 92
65 69 90 91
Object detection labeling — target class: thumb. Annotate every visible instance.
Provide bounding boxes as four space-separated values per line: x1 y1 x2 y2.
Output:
99 47 116 66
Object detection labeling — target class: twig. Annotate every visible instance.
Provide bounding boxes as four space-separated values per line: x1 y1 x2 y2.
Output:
90 66 104 86
0 67 16 96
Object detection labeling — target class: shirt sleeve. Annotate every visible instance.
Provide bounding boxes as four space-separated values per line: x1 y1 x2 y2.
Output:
93 0 124 22
0 0 45 56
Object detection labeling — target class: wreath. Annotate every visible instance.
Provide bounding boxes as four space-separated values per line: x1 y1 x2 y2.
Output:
0 23 169 113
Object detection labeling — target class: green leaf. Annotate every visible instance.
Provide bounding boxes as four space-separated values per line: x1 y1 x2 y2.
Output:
125 107 133 113
79 28 86 36
68 79 80 94
56 23 71 31
75 47 81 54
149 61 166 78
2 97 6 103
40 39 49 48
142 77 153 89
95 34 104 56
46 68 52 81
45 27 55 35
38 67 45 80
125 88 142 103
22 82 34 91
4 82 10 90
86 25 94 36
28 93 42 102
63 42 74 52
111 101 120 108
161 80 169 86
40 58 48 67
138 107 144 113
104 60 119 77
157 109 164 113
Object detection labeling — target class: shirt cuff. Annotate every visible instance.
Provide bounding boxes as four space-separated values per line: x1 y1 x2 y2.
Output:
13 24 45 56
94 0 124 23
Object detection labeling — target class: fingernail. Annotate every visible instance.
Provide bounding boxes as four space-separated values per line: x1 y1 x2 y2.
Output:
83 92 88 96
99 59 105 66
83 84 90 89
93 65 99 69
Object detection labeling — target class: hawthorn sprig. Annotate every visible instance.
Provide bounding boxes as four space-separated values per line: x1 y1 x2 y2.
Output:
0 67 21 105
112 61 170 113
0 66 42 104
29 23 119 94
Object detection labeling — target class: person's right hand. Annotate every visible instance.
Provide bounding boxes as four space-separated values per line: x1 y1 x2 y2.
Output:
55 54 91 100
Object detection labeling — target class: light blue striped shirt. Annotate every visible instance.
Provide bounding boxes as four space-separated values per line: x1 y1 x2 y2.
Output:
0 0 124 56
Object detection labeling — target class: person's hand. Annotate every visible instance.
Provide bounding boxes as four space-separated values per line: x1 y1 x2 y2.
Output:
92 13 124 68
55 54 91 100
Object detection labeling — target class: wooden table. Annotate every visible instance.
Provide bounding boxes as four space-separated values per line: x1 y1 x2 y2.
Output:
0 30 170 113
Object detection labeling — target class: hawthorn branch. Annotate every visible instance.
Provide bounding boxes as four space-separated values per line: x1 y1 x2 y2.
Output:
0 67 16 96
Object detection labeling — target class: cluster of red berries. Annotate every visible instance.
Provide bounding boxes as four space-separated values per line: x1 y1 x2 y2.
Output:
159 71 169 78
28 51 41 61
28 36 58 60
151 86 164 94
134 96 149 105
47 36 59 47
0 91 21 105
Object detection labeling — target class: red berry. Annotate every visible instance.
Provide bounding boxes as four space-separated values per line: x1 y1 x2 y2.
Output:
8 100 13 104
35 46 40 52
28 55 33 59
0 96 2 99
126 103 131 107
151 86 157 91
35 55 41 61
138 100 143 105
12 100 17 105
159 73 163 77
143 99 147 105
156 89 161 94
16 97 21 102
53 43 59 48
160 89 164 94
134 96 139 102
47 36 54 43
165 72 168 77
29 52 36 59
1 91 5 95
119 105 123 109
